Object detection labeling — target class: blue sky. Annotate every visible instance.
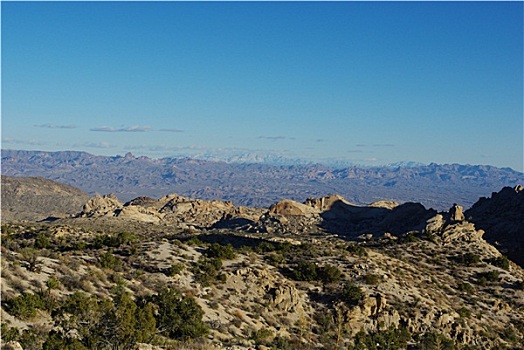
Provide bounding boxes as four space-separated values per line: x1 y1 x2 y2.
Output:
2 1 523 171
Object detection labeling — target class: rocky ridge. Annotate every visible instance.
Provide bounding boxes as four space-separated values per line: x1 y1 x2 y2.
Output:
466 185 524 267
2 179 524 349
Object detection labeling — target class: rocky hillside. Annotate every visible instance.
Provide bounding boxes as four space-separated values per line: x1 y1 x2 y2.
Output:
1 176 90 222
3 149 523 210
466 185 524 268
1 184 524 349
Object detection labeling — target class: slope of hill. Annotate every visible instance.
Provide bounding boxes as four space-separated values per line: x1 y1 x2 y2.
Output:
0 176 90 222
2 180 524 349
2 149 523 210
466 185 524 268
1 204 523 349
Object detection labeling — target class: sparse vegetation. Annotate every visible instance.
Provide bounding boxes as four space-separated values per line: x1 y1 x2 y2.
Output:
418 331 456 350
488 256 510 270
349 325 410 350
477 271 500 285
363 273 382 285
6 292 47 319
206 243 236 260
98 250 123 271
459 252 481 266
347 244 368 257
34 232 51 249
340 281 363 306
151 287 208 340
1 186 523 350
457 282 474 293
193 257 223 286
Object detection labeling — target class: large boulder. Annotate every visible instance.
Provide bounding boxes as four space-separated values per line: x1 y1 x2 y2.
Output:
268 199 319 216
80 193 122 217
449 203 465 222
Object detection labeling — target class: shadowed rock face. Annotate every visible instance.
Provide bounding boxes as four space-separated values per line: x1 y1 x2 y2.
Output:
466 185 524 267
1 176 90 221
318 200 436 238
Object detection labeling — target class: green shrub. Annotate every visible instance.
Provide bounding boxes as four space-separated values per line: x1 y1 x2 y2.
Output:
19 247 40 272
167 263 185 276
476 271 500 285
349 326 410 350
185 237 203 246
271 335 298 350
346 244 368 257
459 253 481 266
46 276 61 290
92 232 136 249
340 282 363 306
206 243 236 260
18 326 48 350
418 331 455 350
398 232 418 244
251 328 274 345
193 257 223 286
255 241 276 253
98 250 122 271
293 261 318 281
74 241 87 251
43 331 88 350
488 256 510 270
1 322 20 342
6 292 47 319
266 252 285 266
151 287 208 340
457 282 474 293
1 224 15 235
34 232 51 249
363 273 382 285
317 265 344 284
51 289 157 349
457 307 471 318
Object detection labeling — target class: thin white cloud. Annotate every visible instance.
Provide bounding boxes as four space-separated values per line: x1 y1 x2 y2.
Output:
34 123 76 129
90 125 151 132
372 144 395 147
159 128 184 133
258 136 294 141
75 142 116 149
356 144 395 148
2 138 46 146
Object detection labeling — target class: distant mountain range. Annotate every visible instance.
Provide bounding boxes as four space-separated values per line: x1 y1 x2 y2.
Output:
2 149 523 210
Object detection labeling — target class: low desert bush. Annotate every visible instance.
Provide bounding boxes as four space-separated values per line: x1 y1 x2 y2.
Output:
340 282 363 306
488 256 510 270
363 273 382 285
459 252 481 267
206 243 236 260
347 244 368 257
6 292 47 319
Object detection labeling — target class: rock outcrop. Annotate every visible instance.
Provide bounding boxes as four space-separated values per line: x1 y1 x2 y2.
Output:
466 185 524 267
77 192 249 229
80 193 122 217
268 199 319 216
449 203 465 222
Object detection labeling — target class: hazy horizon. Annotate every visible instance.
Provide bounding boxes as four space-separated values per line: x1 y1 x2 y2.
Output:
2 2 523 171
